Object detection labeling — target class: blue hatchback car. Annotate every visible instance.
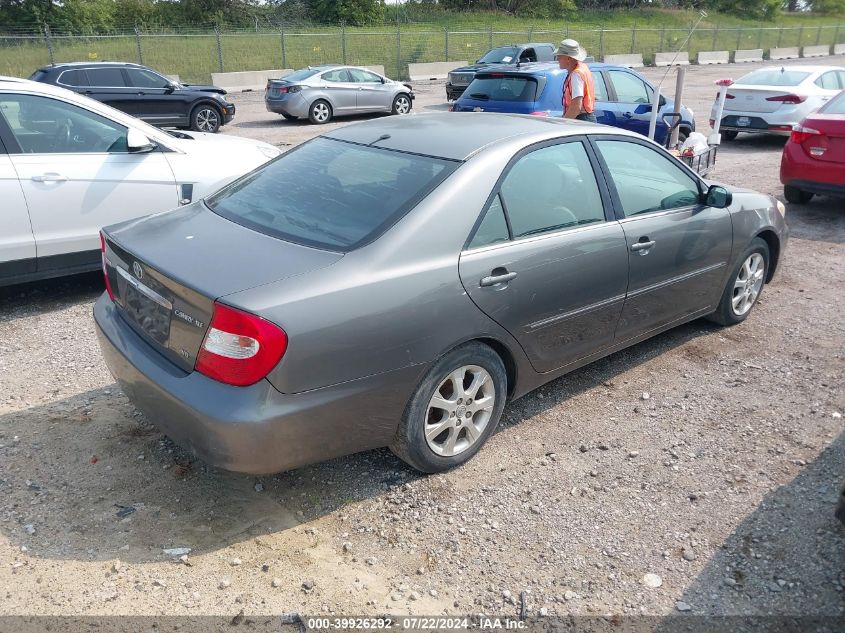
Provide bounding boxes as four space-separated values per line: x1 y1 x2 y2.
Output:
452 62 695 145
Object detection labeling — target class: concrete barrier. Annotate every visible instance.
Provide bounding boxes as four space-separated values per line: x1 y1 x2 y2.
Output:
697 50 730 65
654 52 690 67
835 43 845 55
802 45 830 58
408 61 467 81
211 69 293 92
733 49 764 63
602 53 644 68
769 47 800 60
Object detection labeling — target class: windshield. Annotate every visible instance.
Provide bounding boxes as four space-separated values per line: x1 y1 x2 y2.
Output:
465 76 539 102
821 90 845 114
281 68 321 82
737 69 811 87
206 137 459 251
478 47 519 64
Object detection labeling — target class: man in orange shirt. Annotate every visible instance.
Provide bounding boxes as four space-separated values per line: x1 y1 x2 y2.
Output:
555 39 597 122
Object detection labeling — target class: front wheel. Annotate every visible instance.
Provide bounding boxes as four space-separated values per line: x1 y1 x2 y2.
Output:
308 100 332 124
708 237 769 326
391 342 507 473
392 93 412 115
190 104 222 133
784 185 813 204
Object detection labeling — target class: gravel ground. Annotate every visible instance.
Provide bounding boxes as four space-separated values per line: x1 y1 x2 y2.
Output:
0 56 843 625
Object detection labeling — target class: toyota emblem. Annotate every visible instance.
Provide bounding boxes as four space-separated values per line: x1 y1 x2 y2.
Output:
132 261 143 279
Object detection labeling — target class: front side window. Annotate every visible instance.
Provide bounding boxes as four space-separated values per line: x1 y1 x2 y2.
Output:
85 67 127 87
0 94 128 154
499 141 605 239
207 137 457 251
594 140 701 217
593 71 609 102
348 69 382 83
537 46 556 61
608 70 649 103
127 69 169 89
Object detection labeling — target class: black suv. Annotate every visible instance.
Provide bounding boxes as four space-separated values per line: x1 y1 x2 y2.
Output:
30 62 235 133
446 43 556 100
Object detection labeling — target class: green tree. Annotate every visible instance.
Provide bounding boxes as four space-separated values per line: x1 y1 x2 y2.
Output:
307 0 385 25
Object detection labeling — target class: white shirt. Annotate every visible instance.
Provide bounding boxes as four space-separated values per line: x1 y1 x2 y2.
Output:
568 72 585 99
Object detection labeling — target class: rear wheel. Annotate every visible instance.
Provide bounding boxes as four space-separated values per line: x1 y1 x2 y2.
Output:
391 342 507 473
708 238 769 326
784 185 813 204
722 130 739 141
190 104 222 133
392 93 412 115
281 113 298 121
308 100 332 124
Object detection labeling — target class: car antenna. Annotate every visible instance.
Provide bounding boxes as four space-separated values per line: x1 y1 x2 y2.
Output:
368 134 391 146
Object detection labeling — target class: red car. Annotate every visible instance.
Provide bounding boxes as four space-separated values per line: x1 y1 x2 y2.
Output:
780 89 845 204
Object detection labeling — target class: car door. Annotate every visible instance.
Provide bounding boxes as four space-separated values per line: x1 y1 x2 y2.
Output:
605 69 653 137
0 92 178 271
591 136 733 342
458 138 629 374
591 70 614 128
0 113 35 279
80 67 138 116
320 69 357 114
348 68 391 111
125 68 179 125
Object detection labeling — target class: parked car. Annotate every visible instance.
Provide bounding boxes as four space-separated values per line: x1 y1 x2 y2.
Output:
265 65 414 124
30 61 236 133
451 62 696 145
94 112 787 476
0 76 281 286
446 43 557 100
709 65 845 140
780 87 845 203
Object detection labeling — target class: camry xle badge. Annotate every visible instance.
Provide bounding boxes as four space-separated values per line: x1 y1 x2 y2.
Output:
132 261 143 279
473 107 484 112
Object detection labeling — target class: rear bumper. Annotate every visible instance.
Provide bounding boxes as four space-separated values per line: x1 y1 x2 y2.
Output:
94 294 422 474
780 141 845 196
446 83 468 100
264 93 310 118
716 114 796 135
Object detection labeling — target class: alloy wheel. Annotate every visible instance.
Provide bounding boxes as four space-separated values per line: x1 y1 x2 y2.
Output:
425 365 496 457
732 253 765 316
394 95 411 114
312 102 330 123
195 108 219 132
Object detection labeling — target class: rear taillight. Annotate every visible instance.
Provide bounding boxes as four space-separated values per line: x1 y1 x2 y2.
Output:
195 302 287 387
766 94 806 104
529 111 550 117
790 124 821 144
100 231 115 302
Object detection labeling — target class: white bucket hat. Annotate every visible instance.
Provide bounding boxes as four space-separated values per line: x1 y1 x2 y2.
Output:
555 38 587 61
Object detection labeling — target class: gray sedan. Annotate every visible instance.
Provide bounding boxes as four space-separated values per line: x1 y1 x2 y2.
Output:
94 113 788 475
264 65 414 124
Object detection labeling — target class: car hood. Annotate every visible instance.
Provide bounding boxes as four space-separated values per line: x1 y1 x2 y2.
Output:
177 83 227 95
451 62 511 73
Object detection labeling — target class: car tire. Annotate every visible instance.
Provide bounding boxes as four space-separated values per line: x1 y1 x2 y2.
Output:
281 113 298 121
308 100 332 124
392 93 412 115
707 237 769 327
722 130 739 141
390 342 507 474
190 104 222 133
784 185 813 204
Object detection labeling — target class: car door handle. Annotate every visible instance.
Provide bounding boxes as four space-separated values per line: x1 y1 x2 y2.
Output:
31 173 68 183
480 270 517 287
623 112 633 118
630 239 656 253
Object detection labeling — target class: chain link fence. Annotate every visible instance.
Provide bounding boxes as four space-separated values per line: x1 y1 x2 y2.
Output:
1 24 843 84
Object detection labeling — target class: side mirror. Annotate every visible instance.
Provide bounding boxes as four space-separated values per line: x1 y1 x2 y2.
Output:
704 184 732 209
127 129 156 153
659 94 667 108
164 83 177 93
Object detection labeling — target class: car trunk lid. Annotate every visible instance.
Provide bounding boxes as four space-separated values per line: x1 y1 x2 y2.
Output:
799 113 845 163
724 86 805 114
102 203 343 371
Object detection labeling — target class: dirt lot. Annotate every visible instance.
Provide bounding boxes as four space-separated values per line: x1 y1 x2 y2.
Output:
1 56 843 626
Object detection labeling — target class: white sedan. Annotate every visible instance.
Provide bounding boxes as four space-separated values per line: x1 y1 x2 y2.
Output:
0 76 282 286
710 65 845 140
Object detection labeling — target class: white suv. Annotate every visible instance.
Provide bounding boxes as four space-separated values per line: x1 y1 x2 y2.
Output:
0 77 281 286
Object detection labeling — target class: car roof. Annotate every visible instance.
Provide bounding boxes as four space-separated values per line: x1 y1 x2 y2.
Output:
323 112 634 161
473 61 629 76
35 61 148 71
740 65 842 73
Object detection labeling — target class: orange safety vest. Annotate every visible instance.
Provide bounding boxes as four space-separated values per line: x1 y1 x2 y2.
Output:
563 62 595 114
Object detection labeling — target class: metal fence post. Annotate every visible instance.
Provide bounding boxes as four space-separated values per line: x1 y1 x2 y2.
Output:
711 24 717 51
599 27 604 60
660 25 666 52
444 26 449 61
835 24 841 45
341 23 346 64
134 25 144 64
631 23 636 54
42 24 55 65
528 25 533 41
279 27 286 68
736 27 742 51
757 27 763 50
489 25 493 50
798 25 804 48
396 24 401 80
815 24 822 46
214 25 224 72
777 26 783 48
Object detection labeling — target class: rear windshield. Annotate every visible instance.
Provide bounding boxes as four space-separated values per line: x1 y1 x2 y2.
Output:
479 47 519 64
280 68 320 82
737 69 811 87
465 76 540 102
206 137 458 251
821 90 845 114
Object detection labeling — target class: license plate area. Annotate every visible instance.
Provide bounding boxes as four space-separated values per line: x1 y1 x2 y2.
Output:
117 267 173 345
737 116 751 127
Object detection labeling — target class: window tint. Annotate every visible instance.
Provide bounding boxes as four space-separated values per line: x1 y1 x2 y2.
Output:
0 94 128 154
608 70 649 103
736 69 810 87
58 69 85 86
479 47 519 64
500 141 605 239
322 69 350 83
467 77 539 102
348 69 382 83
282 68 320 82
128 68 169 89
815 72 841 90
593 71 609 101
206 137 457 251
595 140 701 217
85 67 126 87
469 194 509 249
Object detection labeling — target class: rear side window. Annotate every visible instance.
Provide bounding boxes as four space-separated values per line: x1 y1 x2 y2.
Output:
282 68 320 82
467 77 539 102
86 67 126 87
815 72 841 90
821 90 845 115
58 69 86 87
206 137 458 251
737 69 810 86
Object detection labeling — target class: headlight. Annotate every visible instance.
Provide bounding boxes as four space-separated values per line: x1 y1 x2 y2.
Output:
776 200 786 217
258 145 282 159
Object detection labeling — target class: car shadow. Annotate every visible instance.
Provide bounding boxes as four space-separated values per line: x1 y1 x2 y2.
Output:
0 271 103 318
783 196 845 245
